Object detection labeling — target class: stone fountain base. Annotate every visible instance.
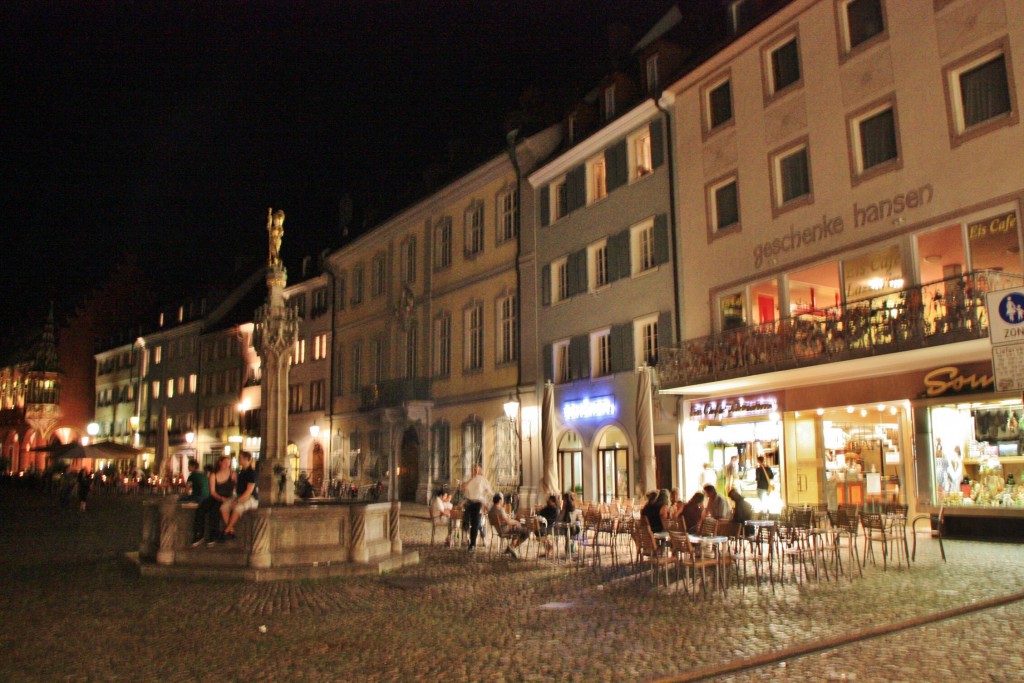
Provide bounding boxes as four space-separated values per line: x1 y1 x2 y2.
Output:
126 499 418 582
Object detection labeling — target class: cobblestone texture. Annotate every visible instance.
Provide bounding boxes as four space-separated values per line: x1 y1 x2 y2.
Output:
1 487 1022 682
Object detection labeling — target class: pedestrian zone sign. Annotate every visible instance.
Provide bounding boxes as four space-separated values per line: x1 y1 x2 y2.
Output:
986 287 1024 391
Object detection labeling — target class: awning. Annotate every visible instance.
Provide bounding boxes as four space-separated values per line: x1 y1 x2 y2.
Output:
52 442 145 460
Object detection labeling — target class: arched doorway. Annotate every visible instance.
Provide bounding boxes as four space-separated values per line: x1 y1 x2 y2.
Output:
557 430 584 497
310 442 325 491
595 426 630 503
399 427 419 502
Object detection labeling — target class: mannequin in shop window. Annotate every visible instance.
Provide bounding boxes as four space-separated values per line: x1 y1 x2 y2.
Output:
935 438 952 496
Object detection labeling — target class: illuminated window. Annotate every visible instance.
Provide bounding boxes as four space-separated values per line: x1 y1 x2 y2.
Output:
591 328 611 377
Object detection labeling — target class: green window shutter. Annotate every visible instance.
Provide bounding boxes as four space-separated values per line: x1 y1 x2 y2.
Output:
543 343 553 382
541 265 551 306
540 185 551 227
609 324 624 373
570 335 589 380
657 310 673 354
606 140 628 192
614 323 634 373
653 213 670 266
650 119 665 169
611 229 631 282
574 248 589 294
566 165 586 212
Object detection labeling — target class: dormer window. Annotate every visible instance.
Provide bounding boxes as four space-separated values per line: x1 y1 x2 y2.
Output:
646 56 659 94
567 114 577 144
604 85 616 120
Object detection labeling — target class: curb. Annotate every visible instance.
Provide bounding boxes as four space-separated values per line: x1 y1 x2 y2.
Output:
650 590 1024 682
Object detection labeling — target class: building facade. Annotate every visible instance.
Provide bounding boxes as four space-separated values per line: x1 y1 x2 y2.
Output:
657 0 1024 527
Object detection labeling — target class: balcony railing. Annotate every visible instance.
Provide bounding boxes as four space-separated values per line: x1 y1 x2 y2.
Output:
658 270 1023 389
359 378 431 411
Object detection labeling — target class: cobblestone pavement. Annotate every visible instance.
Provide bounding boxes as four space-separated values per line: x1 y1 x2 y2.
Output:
1 486 1022 683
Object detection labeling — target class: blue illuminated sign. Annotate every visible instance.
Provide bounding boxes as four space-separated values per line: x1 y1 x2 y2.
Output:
562 396 617 422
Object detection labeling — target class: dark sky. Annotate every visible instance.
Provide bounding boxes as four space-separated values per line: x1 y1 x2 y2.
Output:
2 1 669 343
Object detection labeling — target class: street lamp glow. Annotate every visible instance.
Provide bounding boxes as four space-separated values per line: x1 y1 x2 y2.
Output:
87 422 100 437
238 399 251 412
309 423 320 439
185 431 195 445
503 397 520 420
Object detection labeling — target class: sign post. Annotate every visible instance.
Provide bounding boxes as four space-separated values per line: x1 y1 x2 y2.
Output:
985 287 1024 391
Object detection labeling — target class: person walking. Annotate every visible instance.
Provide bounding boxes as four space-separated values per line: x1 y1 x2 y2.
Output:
77 467 92 512
461 464 494 552
755 455 775 510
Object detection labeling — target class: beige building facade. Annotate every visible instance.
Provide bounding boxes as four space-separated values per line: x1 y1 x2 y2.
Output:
658 0 1024 530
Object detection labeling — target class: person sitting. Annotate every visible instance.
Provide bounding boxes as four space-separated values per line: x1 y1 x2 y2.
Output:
487 493 529 558
221 452 258 541
656 489 674 527
728 487 754 531
431 488 454 547
640 489 666 534
701 484 731 530
205 456 235 545
681 491 705 533
669 488 685 521
181 458 208 503
535 495 560 557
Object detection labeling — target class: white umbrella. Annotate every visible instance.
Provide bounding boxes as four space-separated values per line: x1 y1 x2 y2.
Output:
541 381 559 495
635 366 657 494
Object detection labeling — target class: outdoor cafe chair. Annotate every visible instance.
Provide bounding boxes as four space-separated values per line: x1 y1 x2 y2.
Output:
668 531 719 598
700 516 718 537
633 517 673 586
827 509 863 580
861 512 891 570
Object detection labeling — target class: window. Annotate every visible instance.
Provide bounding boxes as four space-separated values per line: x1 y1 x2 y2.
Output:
292 338 306 365
840 0 885 53
550 256 569 304
189 374 197 393
497 187 517 243
464 304 484 371
400 236 417 284
629 128 653 180
288 384 304 413
336 274 347 311
567 114 577 144
646 55 659 94
591 329 612 377
588 239 609 290
313 333 329 361
292 294 307 318
403 325 417 379
604 84 616 120
432 313 451 378
371 253 387 297
351 342 362 394
464 202 484 257
432 422 451 482
371 339 385 384
704 77 733 131
631 219 656 274
434 218 452 271
765 33 801 98
153 346 162 364
553 339 571 384
849 99 900 179
944 40 1017 145
634 315 659 367
166 379 174 398
310 380 325 411
152 381 160 399
351 266 364 305
770 140 812 212
462 418 483 476
707 174 741 236
312 286 329 317
728 0 751 33
551 178 568 221
497 294 517 364
587 156 607 203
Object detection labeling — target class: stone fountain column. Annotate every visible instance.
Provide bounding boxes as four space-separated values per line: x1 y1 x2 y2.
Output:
254 208 298 506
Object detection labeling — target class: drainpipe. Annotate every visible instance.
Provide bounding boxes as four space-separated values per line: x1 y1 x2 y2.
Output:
324 262 337 484
506 129 525 501
654 98 682 346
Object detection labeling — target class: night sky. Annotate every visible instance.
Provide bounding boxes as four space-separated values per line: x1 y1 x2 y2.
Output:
2 0 668 344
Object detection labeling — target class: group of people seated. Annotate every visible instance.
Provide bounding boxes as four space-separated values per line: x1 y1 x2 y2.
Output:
640 483 754 535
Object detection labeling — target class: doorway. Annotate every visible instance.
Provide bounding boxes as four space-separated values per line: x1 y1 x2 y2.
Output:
399 427 419 502
311 442 325 491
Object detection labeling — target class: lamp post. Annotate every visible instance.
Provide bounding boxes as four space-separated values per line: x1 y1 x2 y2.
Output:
129 415 140 448
503 395 523 508
309 423 320 492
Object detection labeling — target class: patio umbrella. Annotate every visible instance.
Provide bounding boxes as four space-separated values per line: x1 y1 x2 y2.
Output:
636 366 657 494
541 381 559 496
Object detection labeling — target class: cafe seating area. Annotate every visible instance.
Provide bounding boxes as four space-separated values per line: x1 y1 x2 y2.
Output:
435 498 924 600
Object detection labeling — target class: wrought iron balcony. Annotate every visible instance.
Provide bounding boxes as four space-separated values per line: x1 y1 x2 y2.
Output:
658 270 1023 390
359 378 431 411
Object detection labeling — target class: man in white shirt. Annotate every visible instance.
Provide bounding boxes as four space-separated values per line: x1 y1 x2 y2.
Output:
461 464 494 552
431 489 454 547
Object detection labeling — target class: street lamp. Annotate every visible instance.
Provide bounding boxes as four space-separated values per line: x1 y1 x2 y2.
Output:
129 415 140 447
309 423 320 439
87 422 99 437
503 396 520 421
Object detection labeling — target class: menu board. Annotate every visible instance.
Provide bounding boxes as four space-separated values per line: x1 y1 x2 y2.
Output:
991 343 1024 391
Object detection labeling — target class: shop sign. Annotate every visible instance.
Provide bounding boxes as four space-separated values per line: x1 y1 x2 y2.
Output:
690 396 777 420
987 286 1024 391
920 365 994 398
562 396 616 422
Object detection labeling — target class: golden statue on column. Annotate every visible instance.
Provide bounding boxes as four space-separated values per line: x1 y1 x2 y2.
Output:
267 208 285 268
